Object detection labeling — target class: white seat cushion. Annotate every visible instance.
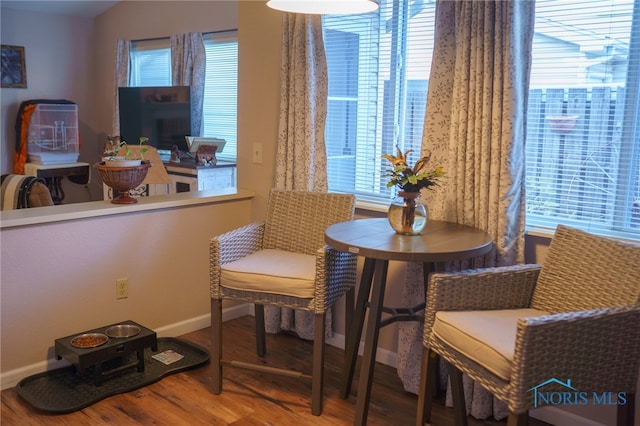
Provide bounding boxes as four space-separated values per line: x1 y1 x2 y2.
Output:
220 249 316 298
432 308 549 381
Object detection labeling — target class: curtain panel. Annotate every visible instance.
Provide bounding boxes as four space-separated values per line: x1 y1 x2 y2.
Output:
171 33 206 138
396 0 535 421
113 40 131 136
274 14 329 192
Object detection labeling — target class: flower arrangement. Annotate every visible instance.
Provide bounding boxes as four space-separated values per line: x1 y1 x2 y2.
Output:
382 146 444 235
382 145 444 193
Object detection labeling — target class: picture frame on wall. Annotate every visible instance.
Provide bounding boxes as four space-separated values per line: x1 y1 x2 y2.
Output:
1 45 27 89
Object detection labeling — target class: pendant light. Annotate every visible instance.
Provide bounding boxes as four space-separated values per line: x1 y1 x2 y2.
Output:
266 0 378 15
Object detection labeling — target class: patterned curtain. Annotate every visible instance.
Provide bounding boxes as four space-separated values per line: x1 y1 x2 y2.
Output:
274 14 329 192
113 40 131 135
171 33 206 137
267 13 330 339
396 0 535 421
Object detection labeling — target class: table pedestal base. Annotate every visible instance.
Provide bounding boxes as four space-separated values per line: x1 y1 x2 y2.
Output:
325 218 494 425
341 259 436 426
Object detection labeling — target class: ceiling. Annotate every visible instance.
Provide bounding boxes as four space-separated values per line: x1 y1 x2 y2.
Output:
1 1 120 18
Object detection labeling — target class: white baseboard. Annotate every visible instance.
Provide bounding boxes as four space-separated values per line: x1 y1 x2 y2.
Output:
530 406 608 426
153 303 251 338
0 303 252 391
326 331 397 369
0 360 53 392
244 304 400 367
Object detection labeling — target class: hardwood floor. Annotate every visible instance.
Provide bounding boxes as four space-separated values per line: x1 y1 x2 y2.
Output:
1 316 549 425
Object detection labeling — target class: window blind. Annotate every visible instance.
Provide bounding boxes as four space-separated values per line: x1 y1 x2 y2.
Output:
526 0 639 240
203 31 238 162
323 1 436 203
130 39 171 86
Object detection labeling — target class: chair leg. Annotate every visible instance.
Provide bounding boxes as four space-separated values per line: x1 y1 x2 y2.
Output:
507 412 529 426
344 286 355 342
450 367 468 426
416 348 438 426
211 298 223 394
617 392 634 426
311 313 326 416
254 304 266 357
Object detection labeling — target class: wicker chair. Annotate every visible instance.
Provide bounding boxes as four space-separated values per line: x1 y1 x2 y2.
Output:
209 189 357 415
416 225 640 426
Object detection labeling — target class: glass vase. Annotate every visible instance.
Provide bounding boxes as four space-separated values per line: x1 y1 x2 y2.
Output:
387 191 427 235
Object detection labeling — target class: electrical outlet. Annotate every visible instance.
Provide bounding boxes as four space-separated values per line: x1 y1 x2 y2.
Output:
116 278 128 299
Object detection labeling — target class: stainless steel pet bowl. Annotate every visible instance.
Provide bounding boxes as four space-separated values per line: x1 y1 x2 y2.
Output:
105 324 141 338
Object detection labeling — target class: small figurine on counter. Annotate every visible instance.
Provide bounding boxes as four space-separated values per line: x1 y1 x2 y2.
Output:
170 145 181 163
104 135 121 157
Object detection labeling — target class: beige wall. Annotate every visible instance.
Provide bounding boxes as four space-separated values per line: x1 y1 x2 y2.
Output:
0 7 95 203
1 198 252 383
237 1 282 218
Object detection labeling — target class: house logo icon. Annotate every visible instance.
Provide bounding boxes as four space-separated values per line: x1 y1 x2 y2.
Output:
527 378 577 408
527 378 627 408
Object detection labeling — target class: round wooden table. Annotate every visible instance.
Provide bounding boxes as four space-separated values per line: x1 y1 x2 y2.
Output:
325 218 493 426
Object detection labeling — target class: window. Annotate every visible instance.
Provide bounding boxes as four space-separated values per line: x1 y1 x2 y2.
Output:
323 1 436 203
525 0 639 240
324 1 639 241
129 32 238 161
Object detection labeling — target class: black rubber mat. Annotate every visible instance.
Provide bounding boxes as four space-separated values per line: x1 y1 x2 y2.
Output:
16 337 209 414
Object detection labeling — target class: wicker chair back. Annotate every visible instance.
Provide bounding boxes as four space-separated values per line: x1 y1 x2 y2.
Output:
531 225 640 313
262 189 356 256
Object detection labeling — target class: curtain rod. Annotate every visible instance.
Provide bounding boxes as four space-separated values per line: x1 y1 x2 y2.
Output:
132 29 238 44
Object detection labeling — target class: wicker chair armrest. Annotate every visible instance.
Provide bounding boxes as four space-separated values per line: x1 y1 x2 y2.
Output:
509 305 640 413
209 222 265 298
313 246 357 313
424 264 541 344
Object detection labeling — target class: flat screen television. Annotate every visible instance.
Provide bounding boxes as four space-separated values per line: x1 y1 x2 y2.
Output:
118 86 193 153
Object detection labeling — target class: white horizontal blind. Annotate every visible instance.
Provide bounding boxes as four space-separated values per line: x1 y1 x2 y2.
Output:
323 1 436 203
130 39 171 86
203 31 238 162
526 0 639 240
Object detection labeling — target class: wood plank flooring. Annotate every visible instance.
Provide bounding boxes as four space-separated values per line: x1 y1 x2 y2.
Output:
1 316 550 425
